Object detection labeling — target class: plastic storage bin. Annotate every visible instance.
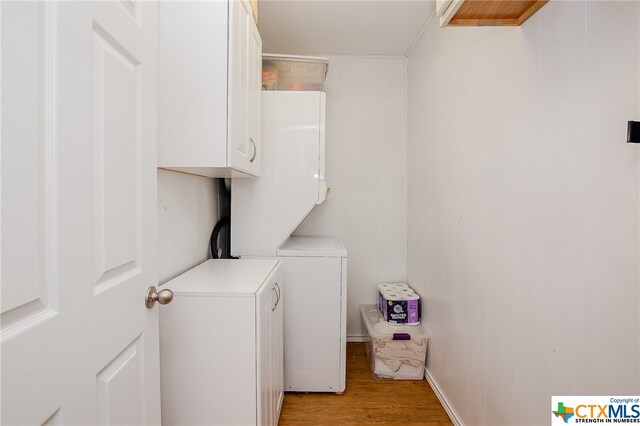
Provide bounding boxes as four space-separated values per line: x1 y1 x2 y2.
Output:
262 54 328 91
360 304 430 380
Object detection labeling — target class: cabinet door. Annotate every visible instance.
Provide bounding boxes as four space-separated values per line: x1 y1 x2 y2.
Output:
256 280 273 425
281 257 343 391
228 0 252 174
272 278 284 421
157 1 228 170
246 14 263 176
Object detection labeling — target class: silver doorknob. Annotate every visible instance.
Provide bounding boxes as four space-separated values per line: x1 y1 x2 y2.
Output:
145 286 174 309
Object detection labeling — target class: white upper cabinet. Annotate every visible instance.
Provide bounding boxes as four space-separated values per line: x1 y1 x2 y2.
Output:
158 0 262 178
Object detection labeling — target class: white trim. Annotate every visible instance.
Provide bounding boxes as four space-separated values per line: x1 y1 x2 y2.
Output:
405 8 437 58
263 53 329 63
404 56 409 281
346 335 367 343
296 54 407 60
424 368 464 426
438 0 465 29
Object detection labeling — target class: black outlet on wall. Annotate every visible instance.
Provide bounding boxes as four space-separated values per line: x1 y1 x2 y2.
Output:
628 121 640 143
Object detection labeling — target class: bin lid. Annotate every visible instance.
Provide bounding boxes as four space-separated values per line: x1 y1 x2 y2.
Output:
262 53 329 86
263 53 329 67
360 304 430 340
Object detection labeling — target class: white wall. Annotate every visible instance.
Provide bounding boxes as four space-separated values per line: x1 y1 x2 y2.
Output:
293 56 407 338
157 170 218 284
407 2 640 425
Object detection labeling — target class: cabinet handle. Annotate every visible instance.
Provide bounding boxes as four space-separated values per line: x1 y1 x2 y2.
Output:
249 138 257 163
272 282 281 311
272 286 278 311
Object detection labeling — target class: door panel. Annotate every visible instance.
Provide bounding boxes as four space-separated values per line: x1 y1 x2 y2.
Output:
281 257 342 392
1 2 160 424
1 0 56 340
228 0 250 171
273 277 284 419
247 14 262 176
256 282 272 425
96 336 145 426
92 22 141 289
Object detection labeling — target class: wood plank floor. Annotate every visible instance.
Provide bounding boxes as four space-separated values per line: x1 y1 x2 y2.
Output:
278 343 452 425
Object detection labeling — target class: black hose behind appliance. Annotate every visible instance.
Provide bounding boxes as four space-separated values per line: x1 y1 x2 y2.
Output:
210 179 235 259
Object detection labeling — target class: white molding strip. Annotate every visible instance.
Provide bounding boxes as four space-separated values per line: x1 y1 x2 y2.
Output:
405 8 437 58
346 335 367 343
302 54 408 60
424 368 464 426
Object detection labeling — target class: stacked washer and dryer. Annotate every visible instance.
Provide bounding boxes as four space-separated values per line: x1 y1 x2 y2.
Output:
231 71 348 394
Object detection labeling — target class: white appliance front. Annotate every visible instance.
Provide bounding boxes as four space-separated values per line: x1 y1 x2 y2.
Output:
231 88 347 393
277 236 346 257
278 255 347 393
231 91 327 257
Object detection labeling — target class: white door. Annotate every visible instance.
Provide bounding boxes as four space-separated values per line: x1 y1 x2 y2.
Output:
1 2 161 424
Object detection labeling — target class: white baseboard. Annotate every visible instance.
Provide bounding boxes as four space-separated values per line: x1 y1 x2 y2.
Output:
346 335 367 343
424 368 464 426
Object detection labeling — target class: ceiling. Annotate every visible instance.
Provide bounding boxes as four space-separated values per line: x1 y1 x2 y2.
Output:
258 0 434 56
